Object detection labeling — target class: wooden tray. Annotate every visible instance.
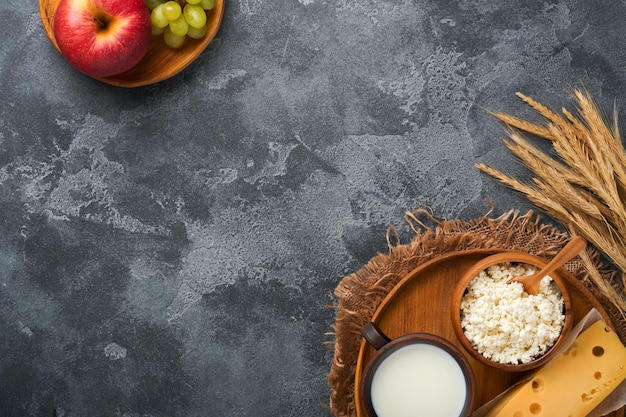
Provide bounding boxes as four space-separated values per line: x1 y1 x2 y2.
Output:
354 249 625 417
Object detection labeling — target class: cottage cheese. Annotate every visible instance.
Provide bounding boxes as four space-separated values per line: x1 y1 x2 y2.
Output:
460 262 565 364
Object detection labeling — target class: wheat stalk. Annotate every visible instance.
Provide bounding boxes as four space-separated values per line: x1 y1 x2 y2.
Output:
477 89 626 314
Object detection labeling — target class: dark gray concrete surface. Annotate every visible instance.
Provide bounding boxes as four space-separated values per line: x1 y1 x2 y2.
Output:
2 0 626 416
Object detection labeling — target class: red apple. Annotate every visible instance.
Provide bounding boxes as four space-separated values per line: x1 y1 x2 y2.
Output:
53 0 152 78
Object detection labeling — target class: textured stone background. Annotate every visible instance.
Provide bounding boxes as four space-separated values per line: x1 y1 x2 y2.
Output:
2 0 626 416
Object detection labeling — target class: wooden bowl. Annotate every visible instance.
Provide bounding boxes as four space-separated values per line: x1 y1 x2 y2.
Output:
450 252 573 372
39 0 225 87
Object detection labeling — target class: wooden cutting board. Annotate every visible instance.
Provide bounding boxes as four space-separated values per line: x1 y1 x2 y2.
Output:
354 249 625 417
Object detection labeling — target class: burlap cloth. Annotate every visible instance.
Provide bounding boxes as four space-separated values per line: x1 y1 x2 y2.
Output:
327 207 626 417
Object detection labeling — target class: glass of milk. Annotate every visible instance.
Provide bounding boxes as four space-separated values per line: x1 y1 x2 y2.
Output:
359 322 476 417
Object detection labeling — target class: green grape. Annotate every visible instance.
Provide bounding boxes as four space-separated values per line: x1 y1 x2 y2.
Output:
145 0 165 10
199 0 215 10
186 0 202 4
162 1 182 21
169 15 189 37
152 25 166 35
164 27 186 49
187 24 207 39
183 4 207 28
150 4 169 28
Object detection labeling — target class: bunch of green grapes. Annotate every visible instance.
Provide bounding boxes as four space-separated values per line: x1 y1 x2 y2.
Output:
145 0 216 49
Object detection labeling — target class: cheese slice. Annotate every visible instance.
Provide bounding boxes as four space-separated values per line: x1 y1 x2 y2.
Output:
485 320 626 417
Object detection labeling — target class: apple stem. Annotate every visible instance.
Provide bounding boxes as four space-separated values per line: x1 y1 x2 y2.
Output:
92 12 111 31
94 17 106 30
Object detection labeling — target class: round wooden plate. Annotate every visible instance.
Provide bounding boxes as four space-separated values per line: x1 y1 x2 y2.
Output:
39 0 225 87
354 249 625 417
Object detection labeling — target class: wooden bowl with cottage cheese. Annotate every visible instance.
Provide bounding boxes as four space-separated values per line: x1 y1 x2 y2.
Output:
450 252 573 372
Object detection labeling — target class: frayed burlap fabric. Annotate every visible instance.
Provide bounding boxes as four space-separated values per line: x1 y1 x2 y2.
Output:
327 207 626 417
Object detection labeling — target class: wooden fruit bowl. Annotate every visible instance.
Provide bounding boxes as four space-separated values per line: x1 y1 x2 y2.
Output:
39 0 225 87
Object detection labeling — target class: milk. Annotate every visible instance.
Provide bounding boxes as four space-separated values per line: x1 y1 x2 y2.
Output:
370 343 468 417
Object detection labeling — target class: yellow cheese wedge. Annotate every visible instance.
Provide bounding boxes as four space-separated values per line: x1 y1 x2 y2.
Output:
485 320 626 417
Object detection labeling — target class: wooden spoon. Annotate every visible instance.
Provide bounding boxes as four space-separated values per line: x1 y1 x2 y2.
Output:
38 0 225 87
508 235 587 295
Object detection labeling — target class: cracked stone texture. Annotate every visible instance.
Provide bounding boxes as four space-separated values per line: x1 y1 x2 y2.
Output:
2 0 626 416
